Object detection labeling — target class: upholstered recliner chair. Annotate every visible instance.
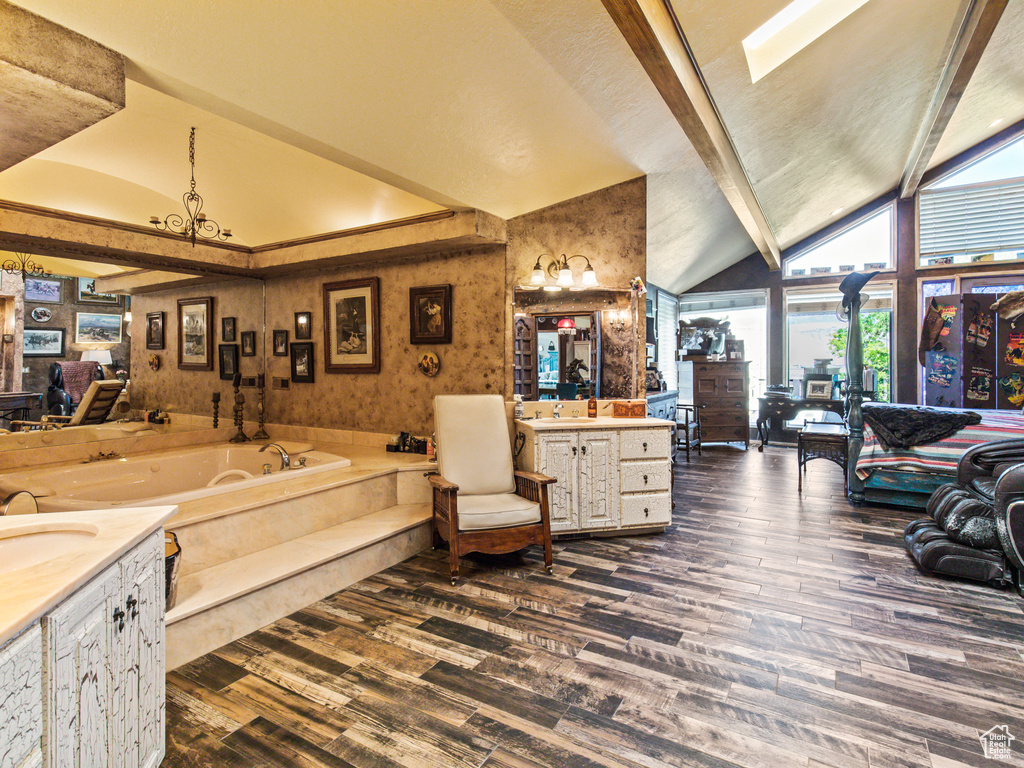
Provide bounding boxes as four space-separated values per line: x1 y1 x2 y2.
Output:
905 439 1024 591
429 394 554 585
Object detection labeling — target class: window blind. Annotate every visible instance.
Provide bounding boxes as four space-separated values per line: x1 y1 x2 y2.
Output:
656 289 678 390
919 180 1024 257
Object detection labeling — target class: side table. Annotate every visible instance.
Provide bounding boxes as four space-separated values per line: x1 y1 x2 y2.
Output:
797 422 848 493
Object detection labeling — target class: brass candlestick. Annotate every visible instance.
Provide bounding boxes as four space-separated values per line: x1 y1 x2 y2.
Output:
228 373 249 443
253 374 269 440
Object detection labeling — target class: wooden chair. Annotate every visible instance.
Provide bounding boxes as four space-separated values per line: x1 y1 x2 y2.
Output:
676 403 702 462
429 394 555 585
11 380 123 431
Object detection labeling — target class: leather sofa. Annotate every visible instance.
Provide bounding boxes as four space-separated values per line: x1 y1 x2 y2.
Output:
904 439 1024 592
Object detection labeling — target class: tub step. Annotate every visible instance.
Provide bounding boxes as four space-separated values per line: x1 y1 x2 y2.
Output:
165 503 432 666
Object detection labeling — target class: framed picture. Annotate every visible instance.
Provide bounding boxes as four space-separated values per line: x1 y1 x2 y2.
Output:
75 312 122 344
290 342 315 383
219 344 239 381
409 284 452 345
241 331 256 357
177 297 213 371
323 277 380 373
273 329 289 356
221 316 236 342
805 380 831 400
23 327 65 357
30 307 52 323
725 339 744 361
24 277 62 304
146 311 164 350
295 311 312 340
76 277 120 306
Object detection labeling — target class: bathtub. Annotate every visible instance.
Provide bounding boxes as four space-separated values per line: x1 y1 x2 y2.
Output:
0 442 351 513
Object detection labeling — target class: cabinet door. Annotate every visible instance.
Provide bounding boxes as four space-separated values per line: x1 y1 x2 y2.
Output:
43 565 119 768
578 431 620 530
0 624 42 768
537 432 578 532
115 532 165 768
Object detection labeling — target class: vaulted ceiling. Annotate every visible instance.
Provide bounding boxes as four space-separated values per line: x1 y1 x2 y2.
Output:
2 0 1022 293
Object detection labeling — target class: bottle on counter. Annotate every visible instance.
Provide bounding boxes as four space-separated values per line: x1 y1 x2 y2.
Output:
588 395 598 418
514 394 524 419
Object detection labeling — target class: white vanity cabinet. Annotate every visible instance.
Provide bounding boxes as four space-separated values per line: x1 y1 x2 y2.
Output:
42 530 165 768
0 624 43 768
517 417 673 536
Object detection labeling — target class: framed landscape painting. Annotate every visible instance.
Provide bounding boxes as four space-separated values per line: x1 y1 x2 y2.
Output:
322 277 379 373
177 297 213 371
75 312 122 344
77 277 120 306
23 327 65 357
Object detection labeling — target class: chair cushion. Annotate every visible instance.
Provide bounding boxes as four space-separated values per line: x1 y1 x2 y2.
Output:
434 394 516 496
969 476 997 501
457 493 541 531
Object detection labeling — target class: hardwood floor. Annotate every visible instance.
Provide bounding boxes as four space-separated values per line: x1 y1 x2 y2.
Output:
162 446 1024 768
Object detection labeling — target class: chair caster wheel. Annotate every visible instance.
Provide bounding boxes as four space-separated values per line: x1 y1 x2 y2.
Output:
546 566 553 574
450 578 457 586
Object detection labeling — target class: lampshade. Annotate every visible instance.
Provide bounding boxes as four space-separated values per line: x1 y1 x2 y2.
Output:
581 265 598 286
556 266 573 287
530 259 547 286
81 349 112 365
557 317 576 336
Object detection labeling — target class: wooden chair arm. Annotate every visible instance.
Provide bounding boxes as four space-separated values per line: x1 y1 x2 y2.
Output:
427 473 459 492
514 470 556 486
514 470 555 504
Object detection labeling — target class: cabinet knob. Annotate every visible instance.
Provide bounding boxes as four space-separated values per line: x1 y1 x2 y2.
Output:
644 507 649 517
642 442 648 451
643 474 648 484
581 445 587 456
113 607 125 633
126 595 138 620
572 446 577 456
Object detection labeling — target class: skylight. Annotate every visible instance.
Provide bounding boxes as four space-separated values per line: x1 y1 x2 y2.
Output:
742 0 872 84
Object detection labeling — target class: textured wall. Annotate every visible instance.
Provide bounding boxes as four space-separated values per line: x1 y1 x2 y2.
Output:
130 279 264 416
264 246 505 435
0 270 24 392
505 177 647 396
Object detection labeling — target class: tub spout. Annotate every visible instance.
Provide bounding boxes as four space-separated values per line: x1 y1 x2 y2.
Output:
258 443 290 470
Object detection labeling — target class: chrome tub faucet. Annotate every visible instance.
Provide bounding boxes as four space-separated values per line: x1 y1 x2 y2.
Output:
258 443 290 470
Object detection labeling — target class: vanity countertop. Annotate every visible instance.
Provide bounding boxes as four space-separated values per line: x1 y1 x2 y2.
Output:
0 506 177 645
515 416 673 431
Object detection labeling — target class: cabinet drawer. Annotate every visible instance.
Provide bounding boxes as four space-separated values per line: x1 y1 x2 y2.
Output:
619 493 671 527
699 409 747 427
619 429 669 459
620 460 670 493
701 425 748 441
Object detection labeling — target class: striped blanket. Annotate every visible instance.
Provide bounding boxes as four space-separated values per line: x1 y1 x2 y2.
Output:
856 410 1024 480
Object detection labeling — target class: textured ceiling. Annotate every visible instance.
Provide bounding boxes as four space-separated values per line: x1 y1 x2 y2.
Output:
1 0 1023 294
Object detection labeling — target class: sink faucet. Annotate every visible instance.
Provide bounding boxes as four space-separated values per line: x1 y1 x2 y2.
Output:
259 443 290 470
553 403 564 419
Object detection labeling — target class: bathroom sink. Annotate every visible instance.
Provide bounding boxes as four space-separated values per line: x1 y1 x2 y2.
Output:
532 417 594 424
0 524 99 574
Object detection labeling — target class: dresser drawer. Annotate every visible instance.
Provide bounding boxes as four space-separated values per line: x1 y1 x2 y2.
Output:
619 429 669 459
619 493 671 527
699 408 747 427
701 425 748 441
620 460 670 493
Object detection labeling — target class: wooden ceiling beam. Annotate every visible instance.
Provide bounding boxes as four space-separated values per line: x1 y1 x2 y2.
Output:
899 0 1008 198
602 0 781 270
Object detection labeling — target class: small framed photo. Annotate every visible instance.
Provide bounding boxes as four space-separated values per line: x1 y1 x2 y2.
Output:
290 342 315 383
409 284 452 345
323 278 380 373
177 296 214 371
218 344 239 381
76 311 122 344
24 277 62 304
273 329 289 356
76 277 120 306
146 311 165 350
864 261 887 270
805 380 831 400
241 331 256 357
810 266 832 275
295 311 312 340
23 327 65 357
725 339 744 361
221 316 236 342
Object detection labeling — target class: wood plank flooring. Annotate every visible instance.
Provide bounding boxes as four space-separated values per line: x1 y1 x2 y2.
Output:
162 447 1024 768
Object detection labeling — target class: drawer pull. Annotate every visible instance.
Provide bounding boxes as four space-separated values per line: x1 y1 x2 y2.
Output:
113 607 125 633
643 474 648 484
126 595 138 620
572 446 577 456
581 445 587 456
642 442 648 451
644 507 649 518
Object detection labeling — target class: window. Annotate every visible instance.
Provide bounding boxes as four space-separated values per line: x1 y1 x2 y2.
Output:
784 205 894 278
785 284 894 402
919 138 1024 268
654 289 679 391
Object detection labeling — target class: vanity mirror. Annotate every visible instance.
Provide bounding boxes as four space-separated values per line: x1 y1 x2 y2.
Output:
512 287 641 400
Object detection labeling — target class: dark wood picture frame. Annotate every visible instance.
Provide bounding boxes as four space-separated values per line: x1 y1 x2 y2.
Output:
241 330 256 357
177 296 214 371
323 277 380 374
295 312 312 340
23 327 65 357
221 316 236 342
273 329 289 356
76 277 121 306
145 311 165 350
725 339 744 362
409 284 452 345
23 277 62 304
290 342 315 383
219 344 239 381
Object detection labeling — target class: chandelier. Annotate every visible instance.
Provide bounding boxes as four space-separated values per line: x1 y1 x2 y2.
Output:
1 252 47 279
150 127 232 247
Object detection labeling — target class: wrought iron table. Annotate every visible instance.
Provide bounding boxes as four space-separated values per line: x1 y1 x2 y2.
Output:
797 422 849 493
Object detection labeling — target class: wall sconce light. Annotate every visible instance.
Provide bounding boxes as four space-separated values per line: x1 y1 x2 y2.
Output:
557 317 576 336
529 254 598 291
607 309 628 332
